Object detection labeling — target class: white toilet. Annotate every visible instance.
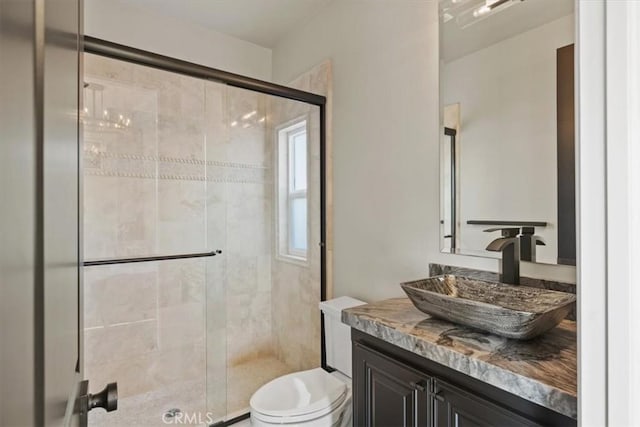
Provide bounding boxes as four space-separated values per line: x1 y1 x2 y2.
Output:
249 297 365 427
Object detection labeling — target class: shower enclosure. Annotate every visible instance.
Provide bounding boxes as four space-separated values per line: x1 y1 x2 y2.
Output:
81 38 326 425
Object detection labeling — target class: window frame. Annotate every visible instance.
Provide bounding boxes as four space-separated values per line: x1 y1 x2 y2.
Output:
275 116 310 264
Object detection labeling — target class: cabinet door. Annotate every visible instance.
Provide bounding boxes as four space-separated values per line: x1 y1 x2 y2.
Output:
353 342 431 427
432 380 540 427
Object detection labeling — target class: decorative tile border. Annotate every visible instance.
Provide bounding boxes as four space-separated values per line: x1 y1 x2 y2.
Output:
84 151 271 183
85 151 269 169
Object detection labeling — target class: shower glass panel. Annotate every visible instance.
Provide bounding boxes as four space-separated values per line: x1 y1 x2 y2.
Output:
83 259 218 425
83 53 227 425
82 51 323 425
221 87 322 417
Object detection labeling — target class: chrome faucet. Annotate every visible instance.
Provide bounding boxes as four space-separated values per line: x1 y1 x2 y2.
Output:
484 227 520 285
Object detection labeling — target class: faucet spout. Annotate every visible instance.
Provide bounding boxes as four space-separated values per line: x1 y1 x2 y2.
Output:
484 228 521 285
486 237 517 252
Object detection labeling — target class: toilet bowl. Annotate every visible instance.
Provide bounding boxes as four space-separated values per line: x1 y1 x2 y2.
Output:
250 368 351 427
249 297 365 427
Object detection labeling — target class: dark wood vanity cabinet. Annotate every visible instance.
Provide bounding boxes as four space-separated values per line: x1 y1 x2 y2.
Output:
431 380 538 427
352 330 575 427
353 342 431 426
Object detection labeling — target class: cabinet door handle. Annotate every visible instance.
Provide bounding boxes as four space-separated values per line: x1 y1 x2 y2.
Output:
433 391 445 402
410 381 427 392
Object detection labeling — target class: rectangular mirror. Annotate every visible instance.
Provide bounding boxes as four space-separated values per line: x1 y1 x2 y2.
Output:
439 0 576 266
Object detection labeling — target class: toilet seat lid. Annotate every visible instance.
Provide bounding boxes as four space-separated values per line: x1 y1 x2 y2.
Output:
250 368 347 418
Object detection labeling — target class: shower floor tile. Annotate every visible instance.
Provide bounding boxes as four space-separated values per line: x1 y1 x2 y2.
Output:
89 378 207 426
87 355 295 426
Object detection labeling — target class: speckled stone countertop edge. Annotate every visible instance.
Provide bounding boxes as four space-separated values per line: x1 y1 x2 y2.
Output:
342 308 577 419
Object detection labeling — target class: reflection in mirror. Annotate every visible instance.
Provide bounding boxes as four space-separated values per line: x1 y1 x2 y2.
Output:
442 104 460 251
439 0 576 266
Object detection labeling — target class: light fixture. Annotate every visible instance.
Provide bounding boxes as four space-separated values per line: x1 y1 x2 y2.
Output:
456 0 524 29
82 82 133 130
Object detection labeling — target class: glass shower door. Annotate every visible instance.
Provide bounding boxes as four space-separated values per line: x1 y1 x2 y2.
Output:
211 83 323 419
82 53 228 426
83 46 326 425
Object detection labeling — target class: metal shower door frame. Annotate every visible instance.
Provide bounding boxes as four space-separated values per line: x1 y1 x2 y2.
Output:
82 36 329 425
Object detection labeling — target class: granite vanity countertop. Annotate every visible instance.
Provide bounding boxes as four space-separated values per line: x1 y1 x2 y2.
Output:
342 298 577 419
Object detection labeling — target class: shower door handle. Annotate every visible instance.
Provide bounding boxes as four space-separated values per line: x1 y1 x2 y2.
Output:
77 380 118 426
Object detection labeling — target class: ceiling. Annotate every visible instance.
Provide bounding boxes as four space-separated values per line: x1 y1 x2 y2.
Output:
117 0 333 48
441 0 574 62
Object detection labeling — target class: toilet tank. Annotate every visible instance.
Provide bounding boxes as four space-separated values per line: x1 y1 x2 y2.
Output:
319 296 365 378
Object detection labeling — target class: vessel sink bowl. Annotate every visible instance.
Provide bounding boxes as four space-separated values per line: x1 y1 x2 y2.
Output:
400 275 576 340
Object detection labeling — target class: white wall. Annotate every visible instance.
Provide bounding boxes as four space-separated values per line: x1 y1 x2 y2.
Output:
624 2 640 416
273 0 575 301
85 0 576 302
602 1 640 424
627 1 640 416
575 1 640 424
273 0 437 301
576 2 607 423
84 0 272 81
443 14 574 264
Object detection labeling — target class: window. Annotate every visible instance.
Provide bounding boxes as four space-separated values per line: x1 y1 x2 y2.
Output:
277 118 308 261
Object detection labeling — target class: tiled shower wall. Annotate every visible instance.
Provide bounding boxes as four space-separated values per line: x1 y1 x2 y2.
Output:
83 53 326 423
270 62 330 372
83 54 273 421
83 55 212 424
